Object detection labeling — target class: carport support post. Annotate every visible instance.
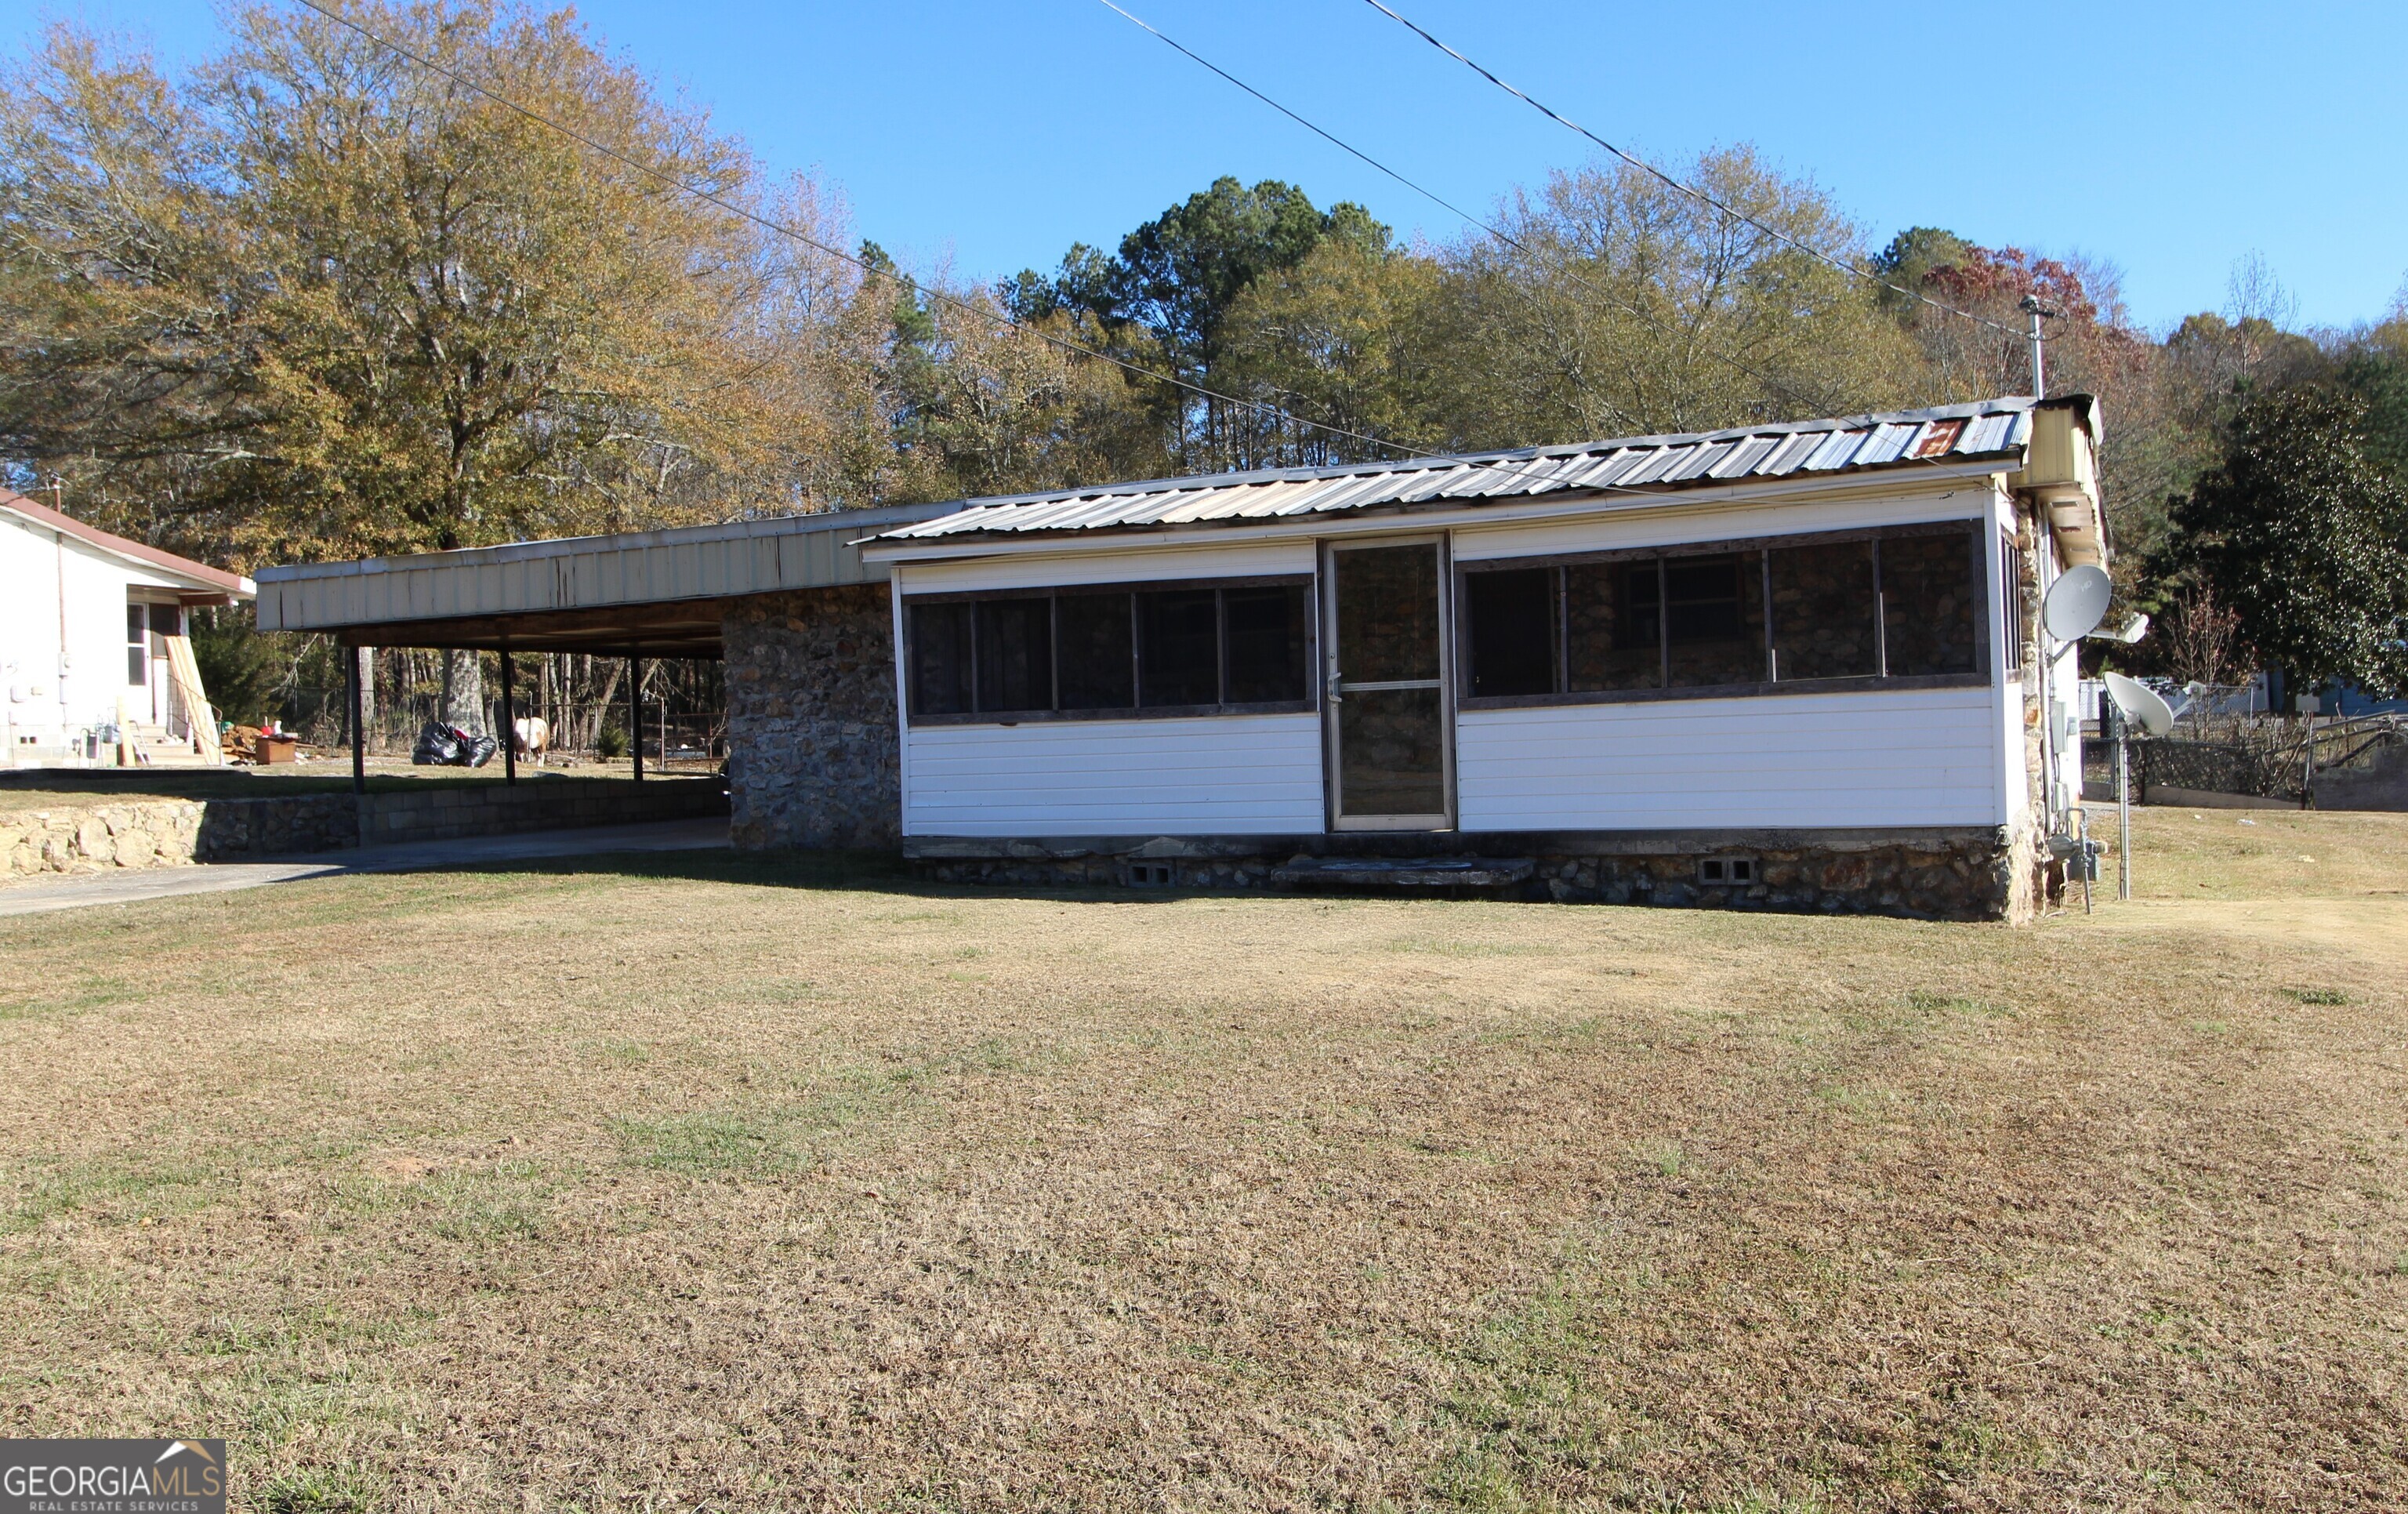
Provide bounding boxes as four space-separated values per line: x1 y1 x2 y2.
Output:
499 638 517 786
347 642 364 797
629 651 644 783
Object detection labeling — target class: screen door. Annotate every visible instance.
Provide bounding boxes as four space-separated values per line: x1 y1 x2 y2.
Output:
1324 539 1452 829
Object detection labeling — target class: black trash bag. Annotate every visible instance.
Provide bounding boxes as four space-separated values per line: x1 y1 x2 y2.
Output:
462 734 499 768
412 721 463 765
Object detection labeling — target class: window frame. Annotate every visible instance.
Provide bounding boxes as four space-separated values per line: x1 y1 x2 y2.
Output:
901 573 1318 727
1456 520 1993 711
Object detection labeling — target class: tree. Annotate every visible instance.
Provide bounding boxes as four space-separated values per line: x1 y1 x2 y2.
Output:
1 5 836 564
0 2 919 724
1005 177 1389 471
2155 584 2245 689
1216 234 1443 467
1421 149 1920 447
2167 385 2408 696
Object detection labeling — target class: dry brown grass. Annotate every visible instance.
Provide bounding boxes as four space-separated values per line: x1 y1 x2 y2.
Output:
2 808 2403 1512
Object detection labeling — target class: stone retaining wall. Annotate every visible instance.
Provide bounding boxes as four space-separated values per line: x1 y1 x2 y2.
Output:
4 778 723 879
5 801 210 877
908 827 2025 921
358 776 724 846
723 586 901 850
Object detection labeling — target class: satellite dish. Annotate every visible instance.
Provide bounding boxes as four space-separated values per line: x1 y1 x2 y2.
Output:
2042 565 2113 641
2102 670 2175 738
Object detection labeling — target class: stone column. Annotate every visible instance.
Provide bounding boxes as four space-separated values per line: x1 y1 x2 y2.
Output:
722 585 901 850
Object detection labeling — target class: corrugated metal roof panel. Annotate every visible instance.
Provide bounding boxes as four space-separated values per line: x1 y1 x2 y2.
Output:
869 396 2056 545
1664 441 1733 482
1710 435 1779 478
1616 447 1684 487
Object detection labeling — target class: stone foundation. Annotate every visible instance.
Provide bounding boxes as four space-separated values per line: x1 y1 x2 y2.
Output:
723 586 901 849
908 827 2025 921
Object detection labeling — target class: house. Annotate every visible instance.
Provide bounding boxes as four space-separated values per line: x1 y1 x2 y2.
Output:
1 488 256 768
252 394 2105 920
858 394 2102 918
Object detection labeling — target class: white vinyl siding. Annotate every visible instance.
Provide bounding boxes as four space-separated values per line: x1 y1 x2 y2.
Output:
1456 687 2004 832
902 713 1323 837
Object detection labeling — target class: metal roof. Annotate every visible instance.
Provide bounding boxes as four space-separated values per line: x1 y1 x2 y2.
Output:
872 396 2055 546
2 488 255 600
252 499 956 652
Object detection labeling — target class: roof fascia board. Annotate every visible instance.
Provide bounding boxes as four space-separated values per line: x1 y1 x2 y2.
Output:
253 499 956 586
0 496 255 597
861 459 2008 567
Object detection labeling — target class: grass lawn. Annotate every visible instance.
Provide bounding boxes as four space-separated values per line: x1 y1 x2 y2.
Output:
2 808 2403 1511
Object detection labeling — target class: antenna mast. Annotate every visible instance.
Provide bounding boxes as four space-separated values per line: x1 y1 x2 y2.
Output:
2018 295 2058 398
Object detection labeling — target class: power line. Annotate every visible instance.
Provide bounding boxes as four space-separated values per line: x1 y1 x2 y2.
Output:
1093 0 1849 423
1092 0 2001 502
1356 0 2027 342
282 0 1442 464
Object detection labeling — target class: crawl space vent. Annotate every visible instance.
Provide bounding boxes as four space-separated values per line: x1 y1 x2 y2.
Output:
1698 856 1757 886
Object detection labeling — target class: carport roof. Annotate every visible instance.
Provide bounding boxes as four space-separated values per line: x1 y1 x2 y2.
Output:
252 501 956 655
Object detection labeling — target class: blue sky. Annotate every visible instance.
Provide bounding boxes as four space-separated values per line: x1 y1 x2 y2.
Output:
6 0 2403 332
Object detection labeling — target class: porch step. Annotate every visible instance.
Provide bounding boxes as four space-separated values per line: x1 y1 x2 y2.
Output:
1271 855 1536 889
122 724 214 767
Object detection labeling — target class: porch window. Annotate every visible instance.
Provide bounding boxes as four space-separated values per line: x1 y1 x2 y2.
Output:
1768 540 1877 681
905 577 1312 724
1463 521 1989 706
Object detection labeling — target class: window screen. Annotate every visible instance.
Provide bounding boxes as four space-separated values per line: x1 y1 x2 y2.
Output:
1223 585 1309 703
1565 561 1663 692
1768 540 1879 680
1666 552 1764 688
1055 591 1134 711
1880 530 1980 677
908 601 973 716
975 598 1052 713
1138 589 1220 706
1464 567 1555 698
1463 523 1993 706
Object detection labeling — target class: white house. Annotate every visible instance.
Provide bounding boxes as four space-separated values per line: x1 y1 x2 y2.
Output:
859 396 2105 918
2 488 255 768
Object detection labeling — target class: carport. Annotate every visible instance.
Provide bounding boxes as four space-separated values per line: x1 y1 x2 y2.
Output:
253 503 952 793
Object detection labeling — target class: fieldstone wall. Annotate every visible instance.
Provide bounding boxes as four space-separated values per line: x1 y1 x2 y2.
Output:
907 827 2022 921
723 585 901 850
359 777 724 846
3 793 358 878
3 779 723 880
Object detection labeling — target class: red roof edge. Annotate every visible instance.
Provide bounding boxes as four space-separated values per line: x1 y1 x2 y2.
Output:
0 488 253 598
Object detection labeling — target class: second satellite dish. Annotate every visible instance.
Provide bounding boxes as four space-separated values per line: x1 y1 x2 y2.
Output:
2042 564 2113 641
2102 670 2176 738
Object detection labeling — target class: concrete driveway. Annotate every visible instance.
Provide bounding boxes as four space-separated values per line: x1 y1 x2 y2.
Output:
0 816 728 917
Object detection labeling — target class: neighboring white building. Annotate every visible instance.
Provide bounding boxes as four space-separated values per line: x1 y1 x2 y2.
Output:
2 488 255 767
